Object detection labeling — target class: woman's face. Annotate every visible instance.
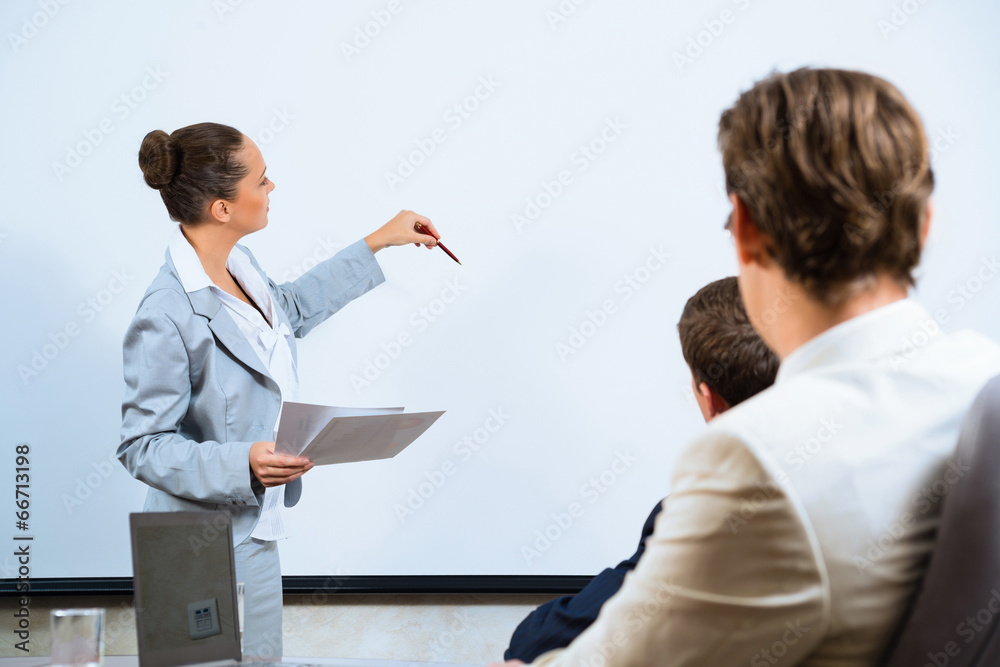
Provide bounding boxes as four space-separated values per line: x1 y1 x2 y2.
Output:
226 136 275 235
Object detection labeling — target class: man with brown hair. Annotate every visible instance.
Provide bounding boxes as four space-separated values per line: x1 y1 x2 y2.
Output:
514 68 1000 665
504 277 778 662
677 277 777 420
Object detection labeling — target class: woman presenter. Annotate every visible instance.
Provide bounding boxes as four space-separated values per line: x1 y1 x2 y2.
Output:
118 122 441 658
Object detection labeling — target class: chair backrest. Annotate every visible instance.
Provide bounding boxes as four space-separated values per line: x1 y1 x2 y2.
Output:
883 375 1000 667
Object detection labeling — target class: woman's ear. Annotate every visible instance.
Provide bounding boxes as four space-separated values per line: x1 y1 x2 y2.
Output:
207 199 231 224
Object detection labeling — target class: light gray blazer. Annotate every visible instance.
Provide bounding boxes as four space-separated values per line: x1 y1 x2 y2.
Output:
118 239 385 545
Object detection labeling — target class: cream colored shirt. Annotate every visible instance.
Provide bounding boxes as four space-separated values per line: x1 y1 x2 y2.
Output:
533 299 1000 666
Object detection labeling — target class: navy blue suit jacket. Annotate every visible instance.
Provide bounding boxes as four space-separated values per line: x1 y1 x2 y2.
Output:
504 500 664 662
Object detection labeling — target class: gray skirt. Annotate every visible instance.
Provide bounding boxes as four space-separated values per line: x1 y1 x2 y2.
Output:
234 537 283 658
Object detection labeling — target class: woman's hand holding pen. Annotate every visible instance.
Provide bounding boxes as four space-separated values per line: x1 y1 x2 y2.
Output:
365 209 441 253
250 441 314 487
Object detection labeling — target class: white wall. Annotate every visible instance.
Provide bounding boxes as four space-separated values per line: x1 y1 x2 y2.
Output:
2 0 999 581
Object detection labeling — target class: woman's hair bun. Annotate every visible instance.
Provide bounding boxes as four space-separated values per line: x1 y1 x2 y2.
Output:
137 122 247 224
138 129 180 190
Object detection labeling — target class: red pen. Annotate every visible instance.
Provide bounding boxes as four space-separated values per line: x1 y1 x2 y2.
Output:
415 222 461 265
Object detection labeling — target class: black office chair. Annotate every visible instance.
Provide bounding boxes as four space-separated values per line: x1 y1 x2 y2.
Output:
882 375 1000 666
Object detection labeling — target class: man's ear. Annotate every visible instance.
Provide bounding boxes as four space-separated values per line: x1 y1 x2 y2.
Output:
920 198 933 248
698 381 731 419
730 193 771 268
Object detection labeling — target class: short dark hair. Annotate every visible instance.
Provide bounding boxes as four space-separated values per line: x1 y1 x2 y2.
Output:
138 122 249 224
718 68 934 304
677 277 779 406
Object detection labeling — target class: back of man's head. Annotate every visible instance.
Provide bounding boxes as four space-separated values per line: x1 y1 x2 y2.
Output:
677 276 779 409
718 68 934 305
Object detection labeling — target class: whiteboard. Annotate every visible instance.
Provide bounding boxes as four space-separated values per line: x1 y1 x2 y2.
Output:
2 0 998 581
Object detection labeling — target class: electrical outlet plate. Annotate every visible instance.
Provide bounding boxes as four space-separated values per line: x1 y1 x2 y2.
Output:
187 598 222 640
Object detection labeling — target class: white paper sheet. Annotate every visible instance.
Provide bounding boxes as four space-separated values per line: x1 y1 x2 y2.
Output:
274 401 442 466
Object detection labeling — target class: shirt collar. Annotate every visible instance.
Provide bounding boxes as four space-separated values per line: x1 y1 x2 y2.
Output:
776 298 941 381
167 226 218 294
165 226 258 292
166 226 278 324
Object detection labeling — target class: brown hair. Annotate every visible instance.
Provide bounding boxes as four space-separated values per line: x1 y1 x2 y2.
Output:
677 277 778 407
718 68 934 304
138 122 248 224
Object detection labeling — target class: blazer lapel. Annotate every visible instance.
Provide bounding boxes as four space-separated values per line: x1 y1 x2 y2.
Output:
163 249 275 382
188 287 274 381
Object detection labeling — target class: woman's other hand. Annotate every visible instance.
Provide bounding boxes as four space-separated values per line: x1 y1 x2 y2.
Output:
250 441 313 487
365 210 441 252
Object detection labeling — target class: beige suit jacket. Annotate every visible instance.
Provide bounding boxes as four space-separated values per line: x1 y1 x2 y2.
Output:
533 299 1000 666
